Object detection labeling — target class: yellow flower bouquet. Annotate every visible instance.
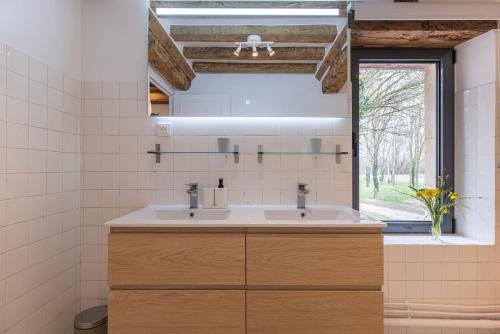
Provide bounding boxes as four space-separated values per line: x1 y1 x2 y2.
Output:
410 175 458 240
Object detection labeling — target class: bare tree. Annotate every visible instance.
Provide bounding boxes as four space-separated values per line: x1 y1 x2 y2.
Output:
359 67 425 198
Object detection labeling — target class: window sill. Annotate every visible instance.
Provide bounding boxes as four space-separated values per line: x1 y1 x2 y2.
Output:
384 234 492 246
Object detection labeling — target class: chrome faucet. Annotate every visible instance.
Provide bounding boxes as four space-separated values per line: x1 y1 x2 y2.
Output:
297 183 309 209
186 183 199 209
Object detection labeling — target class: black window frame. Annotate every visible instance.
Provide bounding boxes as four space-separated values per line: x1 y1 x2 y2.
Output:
351 48 455 234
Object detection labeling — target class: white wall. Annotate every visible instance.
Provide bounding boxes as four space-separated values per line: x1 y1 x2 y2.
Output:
454 31 498 244
174 74 348 117
353 2 500 20
0 0 82 79
82 0 148 82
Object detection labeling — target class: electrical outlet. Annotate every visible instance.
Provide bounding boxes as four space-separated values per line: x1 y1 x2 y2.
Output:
156 123 172 137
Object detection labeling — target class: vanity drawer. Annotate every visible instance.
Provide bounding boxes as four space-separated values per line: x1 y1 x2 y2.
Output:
109 233 245 287
109 290 245 334
246 234 383 287
247 291 383 334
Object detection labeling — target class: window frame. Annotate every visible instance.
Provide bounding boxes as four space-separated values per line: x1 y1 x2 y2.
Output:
351 48 455 234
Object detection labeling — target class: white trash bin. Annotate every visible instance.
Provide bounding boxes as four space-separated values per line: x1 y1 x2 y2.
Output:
74 305 107 334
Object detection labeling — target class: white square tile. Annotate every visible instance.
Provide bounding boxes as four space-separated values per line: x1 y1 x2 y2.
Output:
28 150 46 173
119 136 138 153
47 130 62 152
5 197 28 225
102 117 119 135
6 122 28 148
28 103 47 128
5 246 28 277
6 96 28 125
5 222 29 250
119 100 137 117
0 94 6 121
47 109 62 131
84 81 102 99
83 100 101 117
102 100 119 117
47 66 63 90
103 82 119 99
47 87 64 111
119 82 138 100
6 173 28 199
6 71 28 100
27 173 45 196
0 42 6 68
6 46 29 77
83 117 102 135
28 126 47 150
29 58 47 84
0 68 6 95
7 148 28 173
29 80 47 106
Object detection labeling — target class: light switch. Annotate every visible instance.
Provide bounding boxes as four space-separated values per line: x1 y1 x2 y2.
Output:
156 123 172 137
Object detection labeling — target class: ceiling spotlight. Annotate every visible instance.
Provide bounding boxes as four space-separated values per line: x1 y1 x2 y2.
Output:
267 44 275 56
234 43 241 57
234 35 273 58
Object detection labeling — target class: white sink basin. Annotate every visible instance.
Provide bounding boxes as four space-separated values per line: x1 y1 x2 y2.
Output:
265 209 354 221
156 209 231 220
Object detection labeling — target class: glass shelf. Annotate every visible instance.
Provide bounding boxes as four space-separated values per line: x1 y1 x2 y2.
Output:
146 151 348 155
147 144 348 163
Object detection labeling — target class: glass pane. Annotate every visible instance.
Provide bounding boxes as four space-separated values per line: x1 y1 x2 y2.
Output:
359 63 436 221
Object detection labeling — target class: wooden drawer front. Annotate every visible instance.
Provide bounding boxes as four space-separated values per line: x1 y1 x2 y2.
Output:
109 290 245 334
109 233 245 286
246 234 383 287
247 291 383 334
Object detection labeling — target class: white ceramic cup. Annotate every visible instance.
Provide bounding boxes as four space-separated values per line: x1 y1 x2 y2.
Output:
217 137 231 153
308 138 322 154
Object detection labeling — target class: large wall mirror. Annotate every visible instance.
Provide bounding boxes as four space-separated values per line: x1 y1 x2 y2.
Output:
147 1 350 117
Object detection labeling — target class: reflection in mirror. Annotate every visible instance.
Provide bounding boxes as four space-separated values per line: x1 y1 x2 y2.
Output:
147 1 350 118
149 81 170 117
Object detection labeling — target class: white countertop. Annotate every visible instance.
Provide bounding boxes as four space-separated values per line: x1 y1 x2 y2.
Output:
105 205 387 229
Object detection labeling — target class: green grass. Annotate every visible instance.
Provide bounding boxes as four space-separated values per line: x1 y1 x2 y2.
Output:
359 177 416 204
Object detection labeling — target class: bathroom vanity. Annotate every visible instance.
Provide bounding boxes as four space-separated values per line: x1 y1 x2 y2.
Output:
106 206 386 334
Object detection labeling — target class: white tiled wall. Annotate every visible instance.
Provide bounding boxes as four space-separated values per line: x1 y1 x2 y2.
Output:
383 31 500 334
79 80 353 305
0 42 81 334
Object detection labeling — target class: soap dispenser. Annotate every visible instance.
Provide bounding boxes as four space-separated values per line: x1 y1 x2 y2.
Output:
214 178 228 208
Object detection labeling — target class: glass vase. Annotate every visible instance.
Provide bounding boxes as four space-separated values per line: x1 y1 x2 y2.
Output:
431 216 442 241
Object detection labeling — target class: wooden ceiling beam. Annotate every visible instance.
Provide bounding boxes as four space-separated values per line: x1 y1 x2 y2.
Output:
351 20 498 48
151 1 347 16
192 62 317 74
183 47 325 62
322 47 347 94
148 8 196 91
315 26 347 81
170 25 338 44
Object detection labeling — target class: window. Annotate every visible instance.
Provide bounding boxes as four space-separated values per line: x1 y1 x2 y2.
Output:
351 49 455 233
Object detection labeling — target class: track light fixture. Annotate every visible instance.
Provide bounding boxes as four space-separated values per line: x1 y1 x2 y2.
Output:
233 43 242 56
266 44 275 56
233 35 274 58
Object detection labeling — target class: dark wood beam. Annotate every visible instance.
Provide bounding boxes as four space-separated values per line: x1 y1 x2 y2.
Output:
183 47 325 62
351 20 498 48
322 47 347 94
151 1 347 16
170 25 338 44
193 62 317 74
148 8 196 90
315 26 347 81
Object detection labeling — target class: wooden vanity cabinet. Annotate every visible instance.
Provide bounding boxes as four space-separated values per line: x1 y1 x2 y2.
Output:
108 228 384 334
